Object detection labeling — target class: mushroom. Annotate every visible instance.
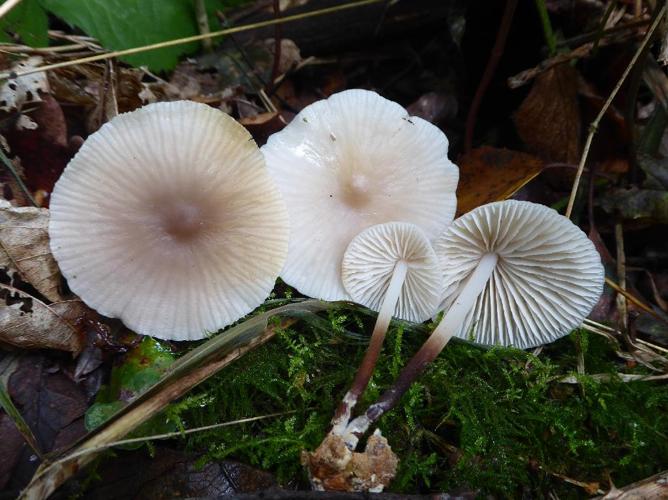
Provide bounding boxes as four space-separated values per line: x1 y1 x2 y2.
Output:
342 200 604 445
330 221 442 435
261 89 459 301
49 100 289 341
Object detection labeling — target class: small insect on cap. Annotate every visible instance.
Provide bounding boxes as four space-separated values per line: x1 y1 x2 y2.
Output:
342 222 442 323
435 200 604 349
262 89 459 302
49 101 289 341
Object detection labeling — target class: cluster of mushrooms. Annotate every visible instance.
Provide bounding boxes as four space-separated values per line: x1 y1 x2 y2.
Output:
48 90 604 492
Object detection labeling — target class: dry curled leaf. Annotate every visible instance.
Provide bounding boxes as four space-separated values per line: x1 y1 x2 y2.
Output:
514 64 581 163
0 56 49 112
0 284 86 353
456 146 544 216
0 199 62 301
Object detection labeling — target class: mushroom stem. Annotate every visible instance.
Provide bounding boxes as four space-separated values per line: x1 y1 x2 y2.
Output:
342 253 498 448
331 259 409 436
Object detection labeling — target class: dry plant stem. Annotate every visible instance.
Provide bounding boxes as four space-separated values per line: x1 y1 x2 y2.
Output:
565 5 666 219
194 0 212 52
330 260 408 436
53 411 294 465
615 222 628 331
0 145 37 207
344 254 498 446
0 0 386 79
0 0 24 20
464 0 518 152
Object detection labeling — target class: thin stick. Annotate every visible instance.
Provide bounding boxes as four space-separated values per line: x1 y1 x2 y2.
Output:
343 254 498 447
565 5 666 219
464 0 518 153
0 143 37 207
615 222 628 331
52 411 294 465
0 0 23 20
195 0 212 52
0 0 386 80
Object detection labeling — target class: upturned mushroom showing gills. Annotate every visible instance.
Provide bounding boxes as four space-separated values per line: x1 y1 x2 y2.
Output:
49 101 289 341
261 89 459 301
342 200 604 444
330 221 442 435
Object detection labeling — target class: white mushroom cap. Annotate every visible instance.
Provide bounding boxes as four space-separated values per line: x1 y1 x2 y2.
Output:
342 222 442 323
434 200 604 349
49 101 289 341
262 89 459 301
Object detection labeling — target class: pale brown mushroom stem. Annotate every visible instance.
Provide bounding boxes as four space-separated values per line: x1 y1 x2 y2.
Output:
342 253 498 448
330 260 409 436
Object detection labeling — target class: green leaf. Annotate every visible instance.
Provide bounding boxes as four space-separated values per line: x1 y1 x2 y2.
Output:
0 0 48 47
40 0 201 71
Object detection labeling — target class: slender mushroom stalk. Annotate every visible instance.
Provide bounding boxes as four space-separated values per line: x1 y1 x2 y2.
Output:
342 201 604 448
331 259 408 435
331 222 442 435
330 222 442 436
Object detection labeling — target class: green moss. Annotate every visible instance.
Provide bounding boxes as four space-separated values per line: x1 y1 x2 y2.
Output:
171 306 668 497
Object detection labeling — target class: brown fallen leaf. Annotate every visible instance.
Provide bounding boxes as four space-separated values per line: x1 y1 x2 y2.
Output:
456 146 544 216
0 199 62 301
514 64 581 163
0 284 86 353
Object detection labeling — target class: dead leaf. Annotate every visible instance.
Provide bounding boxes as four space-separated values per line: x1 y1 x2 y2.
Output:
0 57 49 112
240 112 287 145
0 199 62 301
1 355 88 494
406 91 458 125
3 94 71 200
599 188 668 224
514 64 581 163
456 146 544 216
84 449 277 499
0 284 86 353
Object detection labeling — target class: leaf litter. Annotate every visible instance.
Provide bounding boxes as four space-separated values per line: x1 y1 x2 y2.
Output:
0 0 668 498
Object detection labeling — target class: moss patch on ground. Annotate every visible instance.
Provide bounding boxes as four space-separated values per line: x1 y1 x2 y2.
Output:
173 305 668 497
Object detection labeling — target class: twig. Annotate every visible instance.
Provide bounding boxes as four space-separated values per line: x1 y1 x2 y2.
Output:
51 411 295 464
0 0 387 80
0 0 24 20
268 0 282 92
464 0 518 153
565 5 666 218
615 222 628 332
194 0 212 52
0 143 37 207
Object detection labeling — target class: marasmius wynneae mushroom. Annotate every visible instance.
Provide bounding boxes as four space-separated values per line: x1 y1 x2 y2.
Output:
49 101 289 341
331 221 442 435
342 200 604 447
261 89 459 301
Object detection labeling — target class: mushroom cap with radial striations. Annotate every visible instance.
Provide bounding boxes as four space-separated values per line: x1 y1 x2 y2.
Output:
342 222 442 323
262 89 459 301
48 100 289 341
434 200 604 349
